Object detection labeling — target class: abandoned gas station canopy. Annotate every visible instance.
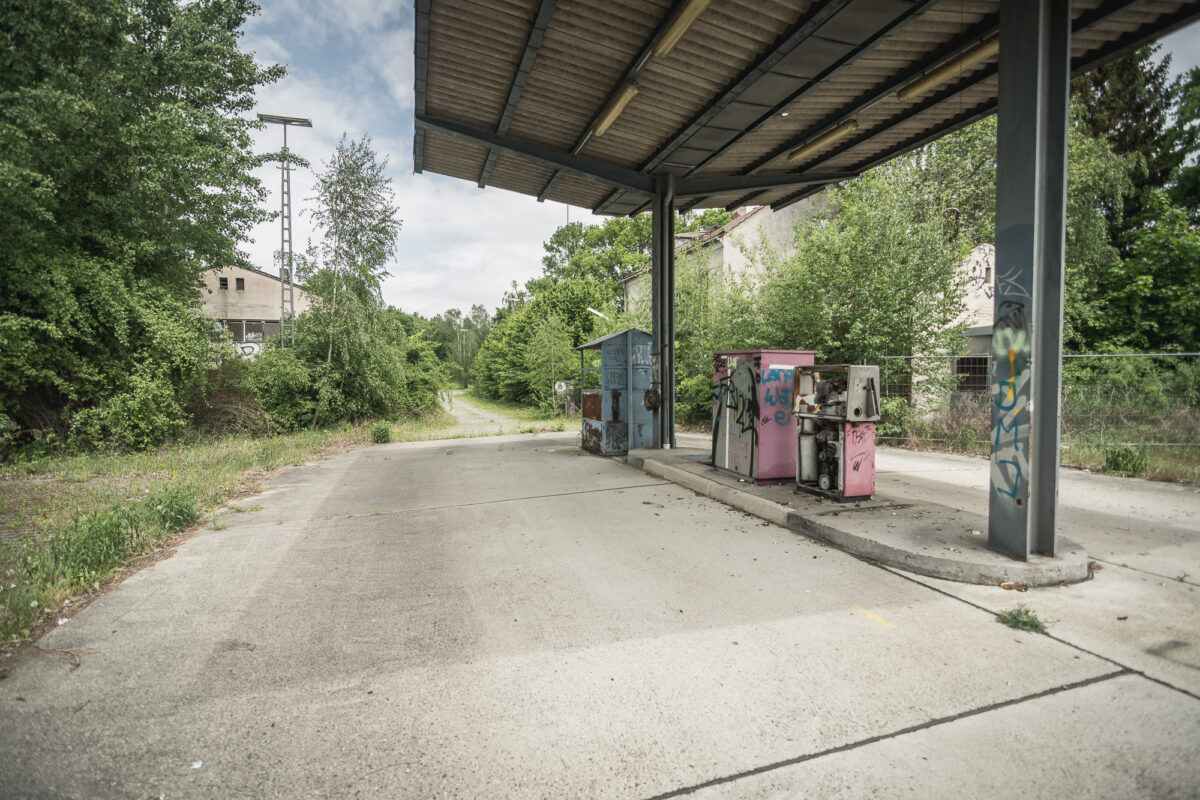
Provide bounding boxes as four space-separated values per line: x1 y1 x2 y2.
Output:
413 0 1200 217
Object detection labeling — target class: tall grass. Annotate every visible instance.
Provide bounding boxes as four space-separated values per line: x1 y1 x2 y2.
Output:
1 413 453 643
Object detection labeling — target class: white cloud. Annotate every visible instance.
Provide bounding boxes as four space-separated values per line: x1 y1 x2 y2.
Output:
240 1 603 319
1159 22 1200 77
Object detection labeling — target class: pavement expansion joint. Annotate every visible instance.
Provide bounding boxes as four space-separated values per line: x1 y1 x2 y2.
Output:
641 669 1133 800
1090 556 1200 587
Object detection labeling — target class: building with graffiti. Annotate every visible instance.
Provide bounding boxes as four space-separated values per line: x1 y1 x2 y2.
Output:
200 266 312 356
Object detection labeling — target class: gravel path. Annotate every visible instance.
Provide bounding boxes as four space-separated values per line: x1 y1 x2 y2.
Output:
438 389 539 438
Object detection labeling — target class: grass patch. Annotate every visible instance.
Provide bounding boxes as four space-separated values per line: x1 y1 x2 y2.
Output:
996 603 1051 634
1 412 452 645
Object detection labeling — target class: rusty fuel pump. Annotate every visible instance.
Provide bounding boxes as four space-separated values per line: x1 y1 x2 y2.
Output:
791 364 881 501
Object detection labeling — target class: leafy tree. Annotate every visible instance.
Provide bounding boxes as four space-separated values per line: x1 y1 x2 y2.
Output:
1072 46 1188 251
531 209 731 308
533 215 651 303
426 304 492 388
298 134 402 365
0 0 283 447
678 208 734 232
524 314 576 412
472 278 612 404
268 134 445 428
753 158 971 385
1102 190 1200 352
1168 67 1200 222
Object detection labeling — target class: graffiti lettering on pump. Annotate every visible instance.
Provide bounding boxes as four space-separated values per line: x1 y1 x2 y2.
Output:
714 363 761 446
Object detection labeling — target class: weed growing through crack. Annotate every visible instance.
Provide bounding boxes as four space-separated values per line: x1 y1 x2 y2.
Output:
996 603 1050 634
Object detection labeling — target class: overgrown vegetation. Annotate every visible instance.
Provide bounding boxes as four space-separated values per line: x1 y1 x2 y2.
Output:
470 209 731 411
0 2 449 460
0 0 283 450
370 421 392 444
0 416 457 642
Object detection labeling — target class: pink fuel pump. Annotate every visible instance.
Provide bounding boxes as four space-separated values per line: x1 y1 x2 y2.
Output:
791 365 881 501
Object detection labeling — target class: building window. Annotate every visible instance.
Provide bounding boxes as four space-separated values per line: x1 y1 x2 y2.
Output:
218 277 229 290
236 277 245 291
955 356 989 394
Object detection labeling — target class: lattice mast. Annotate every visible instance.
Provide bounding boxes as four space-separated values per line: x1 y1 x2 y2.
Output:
257 113 313 349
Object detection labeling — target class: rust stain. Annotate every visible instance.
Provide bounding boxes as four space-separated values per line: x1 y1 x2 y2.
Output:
582 420 603 454
582 391 602 421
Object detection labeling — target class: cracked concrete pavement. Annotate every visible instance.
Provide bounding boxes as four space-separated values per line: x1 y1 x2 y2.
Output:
1 433 1197 798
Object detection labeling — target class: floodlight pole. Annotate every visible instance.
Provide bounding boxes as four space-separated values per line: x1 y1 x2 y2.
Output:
257 113 313 348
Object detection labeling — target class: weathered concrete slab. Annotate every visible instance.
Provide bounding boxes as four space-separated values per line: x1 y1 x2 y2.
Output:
688 673 1200 799
629 447 1090 586
0 434 1138 798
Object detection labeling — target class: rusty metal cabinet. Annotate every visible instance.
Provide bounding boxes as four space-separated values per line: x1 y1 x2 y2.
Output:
577 328 653 455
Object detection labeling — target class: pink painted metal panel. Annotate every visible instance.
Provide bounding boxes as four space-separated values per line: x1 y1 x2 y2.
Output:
842 422 876 498
713 349 816 483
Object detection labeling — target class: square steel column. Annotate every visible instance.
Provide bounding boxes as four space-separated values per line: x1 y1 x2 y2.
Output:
989 0 1070 559
651 174 676 449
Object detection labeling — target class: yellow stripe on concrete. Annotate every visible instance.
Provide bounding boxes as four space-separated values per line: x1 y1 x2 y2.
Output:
854 605 896 629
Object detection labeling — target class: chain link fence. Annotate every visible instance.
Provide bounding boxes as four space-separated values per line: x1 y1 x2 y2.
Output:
871 352 1200 478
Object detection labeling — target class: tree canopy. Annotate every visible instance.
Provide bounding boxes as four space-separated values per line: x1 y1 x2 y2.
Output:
1 0 283 446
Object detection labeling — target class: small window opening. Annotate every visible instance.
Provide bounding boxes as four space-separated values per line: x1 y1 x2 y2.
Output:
235 277 245 291
218 277 229 290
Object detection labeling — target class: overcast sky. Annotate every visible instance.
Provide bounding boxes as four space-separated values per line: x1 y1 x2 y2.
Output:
240 2 1200 319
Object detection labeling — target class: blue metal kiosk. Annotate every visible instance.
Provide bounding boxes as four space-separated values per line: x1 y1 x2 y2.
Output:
577 328 654 455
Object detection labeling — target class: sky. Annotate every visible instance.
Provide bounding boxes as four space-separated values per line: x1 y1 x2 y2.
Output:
240 1 1200 319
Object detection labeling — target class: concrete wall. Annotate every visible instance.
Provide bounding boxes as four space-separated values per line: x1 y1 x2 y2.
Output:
201 265 311 323
620 197 831 311
958 243 995 330
720 193 831 280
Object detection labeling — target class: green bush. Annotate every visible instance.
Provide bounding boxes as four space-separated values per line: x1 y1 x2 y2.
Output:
44 508 143 585
877 396 915 439
676 373 716 426
1104 445 1149 476
370 421 392 443
248 347 317 432
69 373 187 451
471 278 611 405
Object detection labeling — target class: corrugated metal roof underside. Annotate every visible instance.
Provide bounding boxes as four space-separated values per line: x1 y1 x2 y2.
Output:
416 0 1200 215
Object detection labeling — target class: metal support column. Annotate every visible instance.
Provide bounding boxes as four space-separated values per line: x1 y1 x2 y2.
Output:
989 0 1069 559
650 174 676 449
